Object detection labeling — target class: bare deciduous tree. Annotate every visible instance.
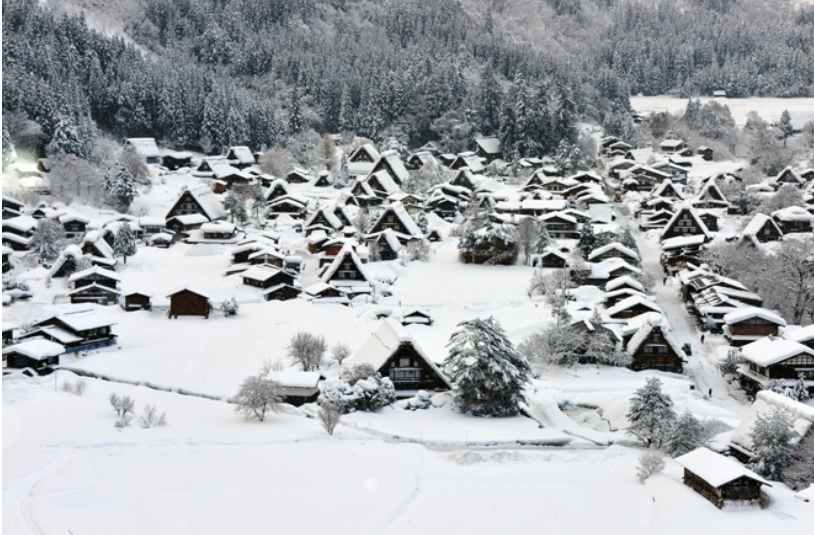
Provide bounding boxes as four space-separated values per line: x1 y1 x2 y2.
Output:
331 343 351 366
288 332 327 371
233 368 283 422
318 402 341 436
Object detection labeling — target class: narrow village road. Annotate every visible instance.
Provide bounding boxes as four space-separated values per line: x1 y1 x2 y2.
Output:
616 205 731 401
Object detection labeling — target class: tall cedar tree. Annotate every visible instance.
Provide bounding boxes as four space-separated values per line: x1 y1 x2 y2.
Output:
443 317 531 416
626 377 676 448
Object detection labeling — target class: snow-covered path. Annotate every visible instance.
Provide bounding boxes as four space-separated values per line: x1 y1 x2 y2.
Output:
621 207 732 403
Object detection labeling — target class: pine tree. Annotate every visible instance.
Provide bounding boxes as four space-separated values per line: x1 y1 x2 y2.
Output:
113 225 137 264
29 220 63 264
103 162 137 213
626 378 676 448
338 83 352 133
443 317 531 416
577 222 597 257
478 63 502 135
666 411 706 457
2 125 14 170
750 408 798 481
778 109 794 147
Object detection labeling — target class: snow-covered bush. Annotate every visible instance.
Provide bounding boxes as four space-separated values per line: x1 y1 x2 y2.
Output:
110 393 135 428
404 390 433 411
318 364 396 413
768 377 811 402
636 449 665 483
233 369 283 422
318 402 341 436
666 411 707 457
626 378 676 448
443 317 530 417
458 210 518 265
288 331 326 371
220 297 240 317
61 379 87 396
331 342 351 366
138 404 167 428
750 408 798 481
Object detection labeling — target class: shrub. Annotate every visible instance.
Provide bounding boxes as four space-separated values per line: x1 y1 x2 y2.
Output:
636 449 665 483
110 393 135 428
319 364 396 413
138 404 167 428
318 402 341 436
404 390 433 411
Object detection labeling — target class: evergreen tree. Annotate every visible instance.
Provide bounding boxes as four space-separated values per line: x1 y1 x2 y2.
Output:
338 83 353 133
113 225 137 264
478 63 502 135
577 222 597 257
750 408 798 481
2 125 14 170
778 109 794 147
29 220 63 264
103 162 137 213
46 114 89 158
666 411 706 457
443 317 531 417
626 378 676 448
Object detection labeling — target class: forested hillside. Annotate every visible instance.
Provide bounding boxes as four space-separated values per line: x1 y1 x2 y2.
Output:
2 0 813 162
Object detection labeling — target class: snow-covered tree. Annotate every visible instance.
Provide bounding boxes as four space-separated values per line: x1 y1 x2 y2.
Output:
516 217 540 264
233 367 283 423
458 210 518 265
287 332 326 371
113 225 137 264
527 269 572 325
318 402 341 435
103 162 137 213
577 222 597 257
518 322 581 366
627 378 676 448
443 317 531 416
719 348 741 376
223 191 247 223
750 408 798 481
319 364 396 413
2 124 15 170
331 342 351 366
29 219 63 264
220 297 239 317
778 109 794 147
666 411 707 457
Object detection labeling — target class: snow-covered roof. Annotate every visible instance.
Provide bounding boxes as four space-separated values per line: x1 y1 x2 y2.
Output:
371 202 423 239
539 211 577 225
347 318 450 387
723 307 785 327
771 205 813 223
58 212 90 225
68 266 120 283
305 206 343 230
210 163 252 181
242 266 284 283
365 169 400 195
3 215 38 232
606 295 662 317
474 136 500 155
626 317 680 355
321 243 370 286
660 206 712 241
588 242 640 262
783 324 814 345
741 213 781 238
27 326 82 344
605 275 645 293
171 187 226 221
740 337 814 367
44 310 115 332
376 228 403 252
201 221 236 234
661 234 707 250
67 282 121 297
676 447 768 488
651 179 684 199
168 213 209 226
269 370 322 389
126 137 160 158
659 138 685 149
3 337 65 360
226 146 255 165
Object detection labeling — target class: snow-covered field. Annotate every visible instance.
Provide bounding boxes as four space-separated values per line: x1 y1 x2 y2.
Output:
631 95 814 128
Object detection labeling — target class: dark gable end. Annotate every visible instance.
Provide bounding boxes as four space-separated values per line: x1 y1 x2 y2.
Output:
167 191 207 220
377 341 450 391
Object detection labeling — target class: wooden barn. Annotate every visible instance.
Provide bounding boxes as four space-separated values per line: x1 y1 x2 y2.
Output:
626 319 684 372
162 150 193 170
367 202 424 241
738 337 814 395
167 289 211 319
125 137 160 165
347 318 451 395
166 187 226 223
59 213 90 239
122 291 152 311
531 249 570 268
722 307 786 346
771 206 813 234
269 371 324 406
242 267 296 290
676 448 769 509
473 136 501 163
263 283 302 302
225 145 255 168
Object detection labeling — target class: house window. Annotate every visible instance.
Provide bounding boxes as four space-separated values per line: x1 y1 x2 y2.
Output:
390 368 421 382
399 357 412 367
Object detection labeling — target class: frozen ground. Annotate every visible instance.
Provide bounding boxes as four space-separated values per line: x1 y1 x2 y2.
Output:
631 95 814 128
4 376 813 535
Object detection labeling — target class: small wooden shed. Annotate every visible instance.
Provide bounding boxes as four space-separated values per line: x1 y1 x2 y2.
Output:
167 289 210 319
676 447 769 508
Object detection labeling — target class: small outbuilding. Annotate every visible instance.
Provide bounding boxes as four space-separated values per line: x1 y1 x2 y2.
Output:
676 447 769 509
167 289 211 319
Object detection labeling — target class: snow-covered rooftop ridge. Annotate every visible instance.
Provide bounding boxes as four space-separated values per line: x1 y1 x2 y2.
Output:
740 213 778 237
626 317 679 355
723 307 785 326
771 205 813 222
675 447 768 488
605 295 662 317
68 265 121 283
588 242 640 261
125 137 160 158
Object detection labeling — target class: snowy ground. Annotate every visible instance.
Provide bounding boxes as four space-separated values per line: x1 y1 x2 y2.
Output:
630 95 814 127
4 376 813 535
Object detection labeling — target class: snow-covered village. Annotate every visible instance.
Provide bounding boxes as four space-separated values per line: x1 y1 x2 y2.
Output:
2 1 814 534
